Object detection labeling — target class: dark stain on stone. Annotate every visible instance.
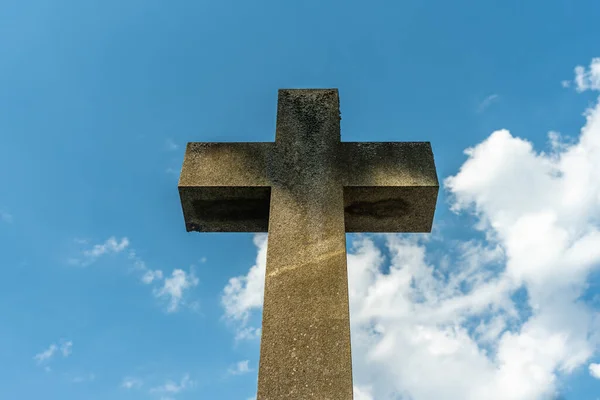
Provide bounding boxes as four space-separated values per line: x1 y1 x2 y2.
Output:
291 97 320 138
344 198 410 218
192 198 270 221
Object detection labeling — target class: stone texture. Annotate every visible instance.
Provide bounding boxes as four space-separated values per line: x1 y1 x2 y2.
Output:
178 89 439 399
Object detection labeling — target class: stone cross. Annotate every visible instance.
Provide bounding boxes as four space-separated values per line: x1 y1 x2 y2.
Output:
178 89 438 399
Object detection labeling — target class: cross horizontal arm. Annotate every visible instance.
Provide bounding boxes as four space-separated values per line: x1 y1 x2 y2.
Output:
178 142 273 232
340 142 439 232
178 140 439 233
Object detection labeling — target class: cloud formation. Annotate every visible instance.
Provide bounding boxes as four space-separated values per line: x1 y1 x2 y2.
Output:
69 236 130 267
573 57 600 92
221 234 267 335
221 58 600 399
477 93 499 113
121 376 143 389
33 344 57 364
149 374 194 397
129 248 199 313
154 269 199 313
590 363 600 379
227 360 252 375
69 237 199 312
33 341 73 368
60 341 72 357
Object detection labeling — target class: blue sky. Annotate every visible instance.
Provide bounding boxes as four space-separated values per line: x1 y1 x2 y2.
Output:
1 0 600 399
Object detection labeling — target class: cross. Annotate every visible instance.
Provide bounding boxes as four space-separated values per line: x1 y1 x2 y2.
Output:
178 89 439 399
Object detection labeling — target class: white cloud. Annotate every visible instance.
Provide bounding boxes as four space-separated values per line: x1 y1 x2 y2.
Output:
353 385 374 400
60 341 72 357
127 249 147 270
477 94 499 113
154 269 199 313
121 377 143 389
227 360 252 375
149 374 194 395
221 58 600 400
70 239 202 312
142 269 164 284
221 234 267 331
590 363 600 379
70 236 130 266
234 326 261 342
34 344 57 364
83 237 129 258
573 57 600 92
34 340 72 366
127 249 166 286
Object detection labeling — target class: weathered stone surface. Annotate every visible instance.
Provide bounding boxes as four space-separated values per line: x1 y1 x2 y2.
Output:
178 89 439 399
178 142 272 232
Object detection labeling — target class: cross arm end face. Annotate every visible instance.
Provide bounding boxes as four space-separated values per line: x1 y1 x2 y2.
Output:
178 142 272 233
178 186 271 232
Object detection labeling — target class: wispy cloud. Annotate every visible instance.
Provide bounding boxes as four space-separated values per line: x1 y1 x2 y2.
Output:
477 94 499 113
122 247 199 313
165 139 181 177
165 139 179 151
572 57 600 92
68 236 130 266
154 269 199 313
69 238 199 313
83 237 129 258
142 269 164 284
34 341 73 367
149 374 194 396
72 238 163 285
60 341 72 357
166 167 180 176
227 360 252 375
34 344 57 364
234 326 261 342
222 58 600 400
71 373 95 383
121 376 143 389
127 249 164 286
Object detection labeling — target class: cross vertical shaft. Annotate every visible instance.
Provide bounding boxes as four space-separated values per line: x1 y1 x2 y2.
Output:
257 90 353 399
